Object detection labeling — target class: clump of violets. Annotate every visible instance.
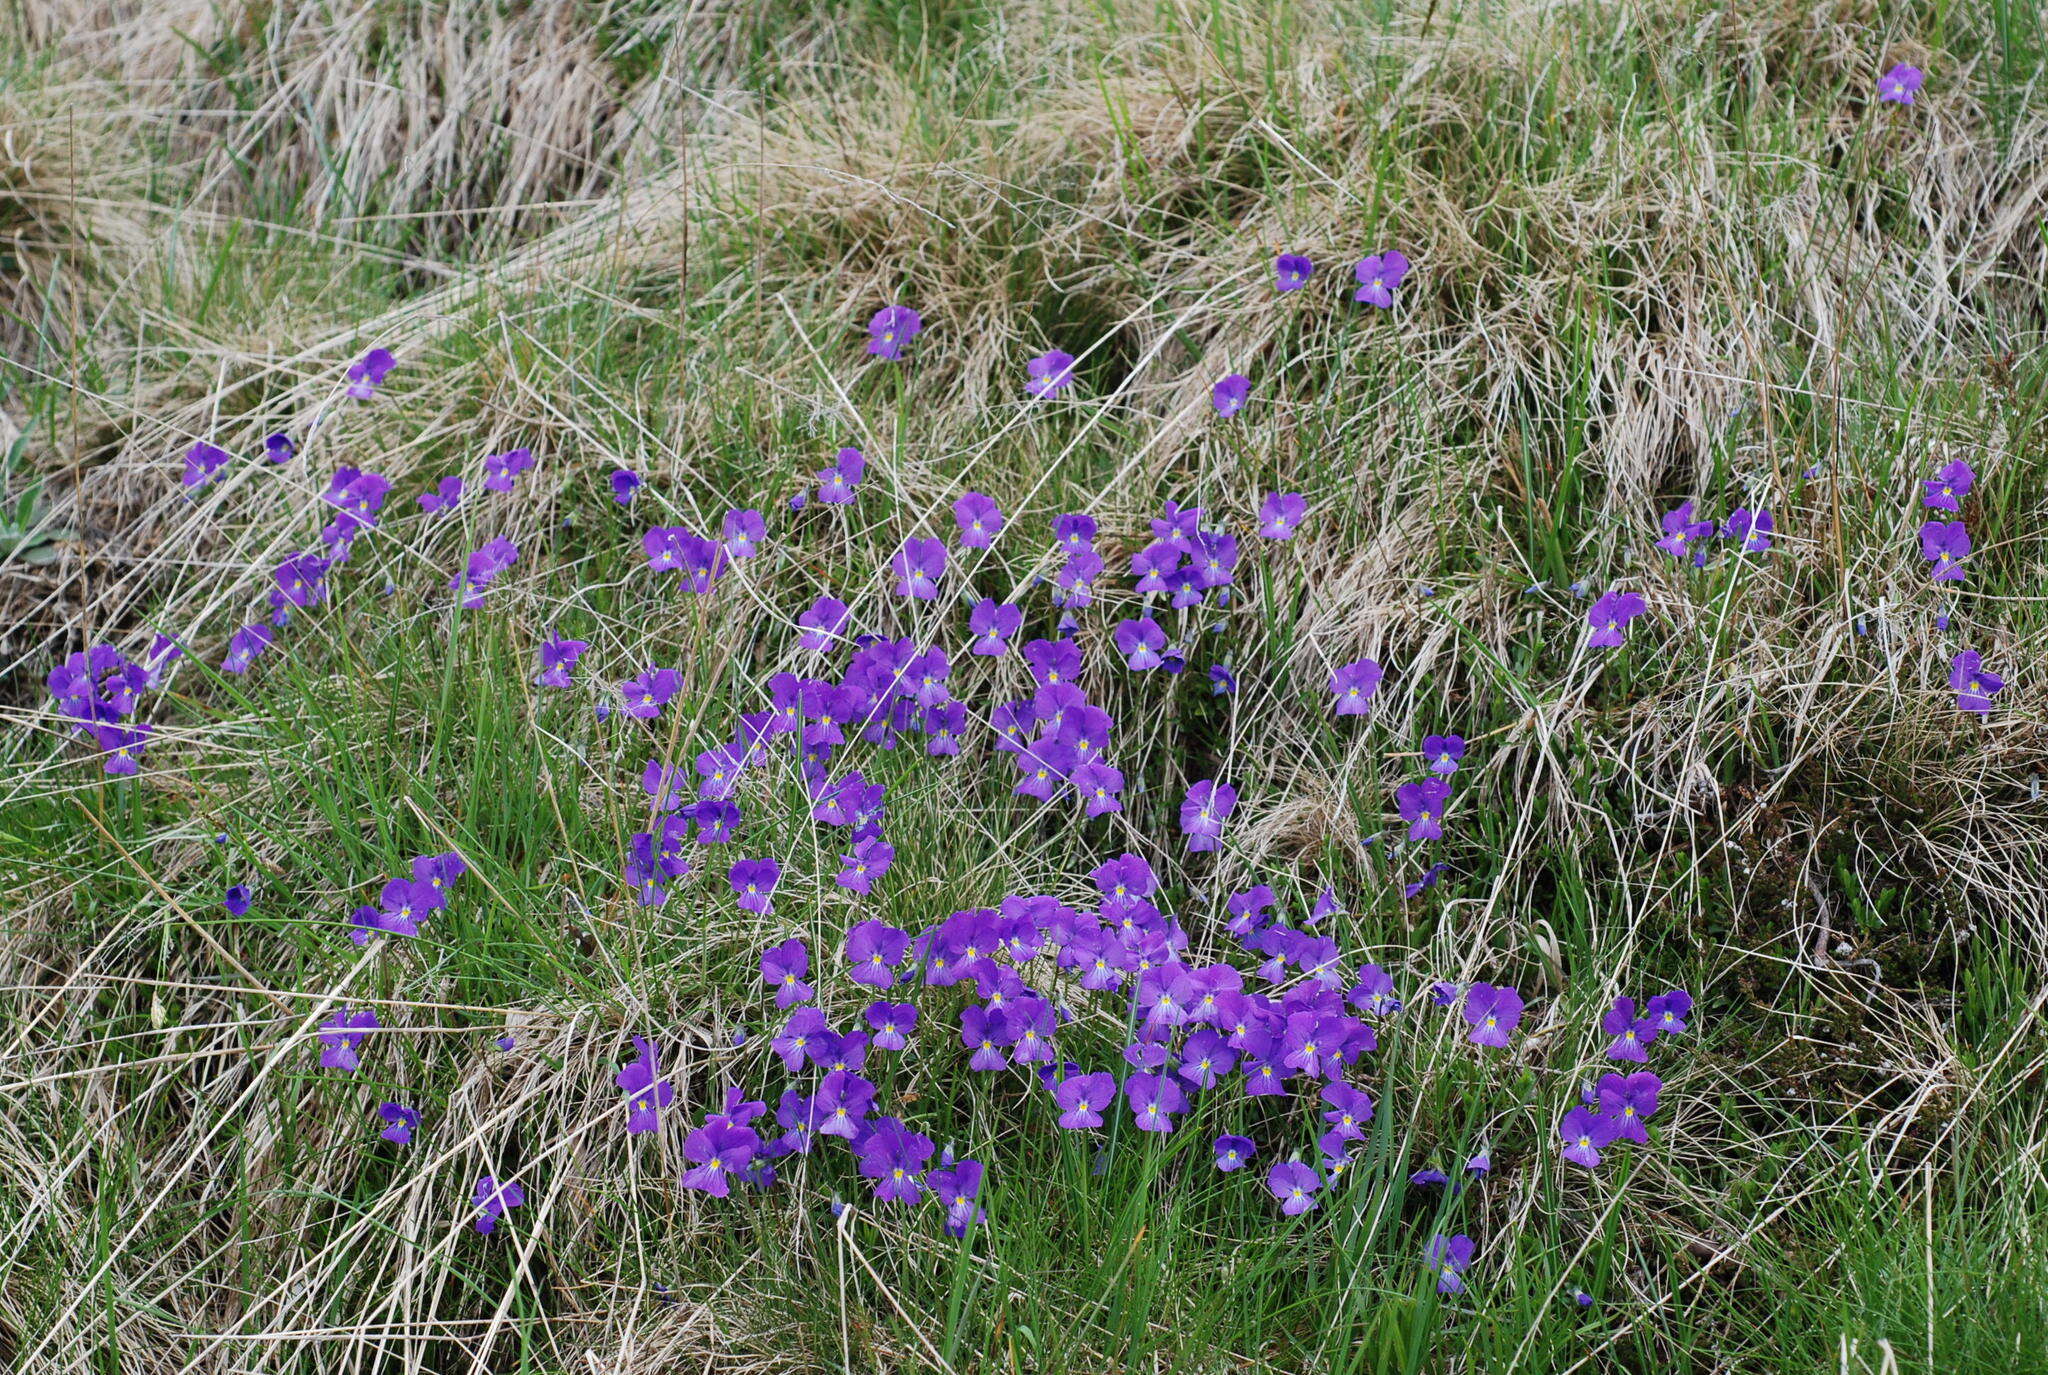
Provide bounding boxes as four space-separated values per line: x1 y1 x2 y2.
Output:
1586 590 1647 648
1027 350 1077 398
867 306 923 360
1275 253 1313 291
1352 251 1409 308
1877 63 1924 104
1950 650 2004 713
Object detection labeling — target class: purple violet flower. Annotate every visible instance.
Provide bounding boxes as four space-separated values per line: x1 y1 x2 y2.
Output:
1027 350 1077 398
1268 1161 1321 1214
1950 650 2004 713
1878 63 1924 104
1462 983 1523 1048
953 492 1004 547
616 1036 675 1133
472 1175 524 1231
318 1008 380 1072
1212 373 1251 417
867 306 923 360
376 1101 419 1144
1920 521 1970 581
1923 459 1974 512
1258 492 1306 539
345 348 397 400
1352 251 1409 308
1330 659 1383 714
1425 1234 1475 1293
1586 591 1647 647
1215 1134 1255 1171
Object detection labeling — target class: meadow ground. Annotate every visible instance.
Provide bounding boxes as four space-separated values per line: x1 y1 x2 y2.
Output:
2 0 2047 1371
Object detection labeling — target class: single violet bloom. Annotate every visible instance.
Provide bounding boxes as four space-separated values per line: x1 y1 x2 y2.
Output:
1214 1134 1255 1172
1923 459 1974 512
1463 982 1523 1048
345 347 397 400
1331 659 1383 715
1258 491 1306 539
1423 734 1465 774
1425 1234 1475 1294
1352 251 1409 308
472 1175 524 1232
611 468 641 505
1275 253 1313 292
482 447 533 493
760 937 810 1005
1586 591 1647 648
1878 63 1924 104
1027 349 1077 398
224 884 253 916
181 441 231 489
953 491 1004 548
866 305 923 360
318 1008 380 1072
1268 1160 1321 1215
1920 521 1970 581
376 1101 420 1144
534 634 587 689
1950 650 2004 713
1211 373 1250 418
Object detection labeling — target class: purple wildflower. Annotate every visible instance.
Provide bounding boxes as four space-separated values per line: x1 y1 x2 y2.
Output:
1423 734 1465 774
1276 253 1313 291
1920 521 1970 581
181 441 231 489
683 1121 759 1197
722 509 767 560
1586 591 1647 648
1214 1134 1255 1171
1878 63 1924 104
1330 659 1383 714
858 1118 934 1204
1268 1161 1321 1215
1655 501 1713 560
817 448 866 504
1596 1070 1661 1144
224 884 253 916
482 447 533 493
890 538 946 600
1212 373 1251 417
797 596 850 650
418 475 463 515
1559 1105 1619 1168
1179 779 1237 853
345 348 396 400
264 433 294 464
1054 1071 1117 1129
1209 664 1237 695
967 598 1021 656
472 1176 524 1231
1462 983 1523 1048
1950 650 2004 713
1425 1234 1475 1293
760 936 809 1005
1352 251 1409 308
376 1101 419 1144
1125 1071 1187 1133
1027 350 1077 398
1602 996 1658 1062
1396 778 1451 841
1723 507 1774 553
846 920 909 989
534 634 587 689
1258 491 1306 539
318 1008 379 1072
1115 616 1168 671
866 1001 918 1050
953 491 1004 547
619 667 681 719
1923 459 1974 512
616 1036 675 1133
611 468 641 505
1647 989 1693 1035
866 305 923 360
